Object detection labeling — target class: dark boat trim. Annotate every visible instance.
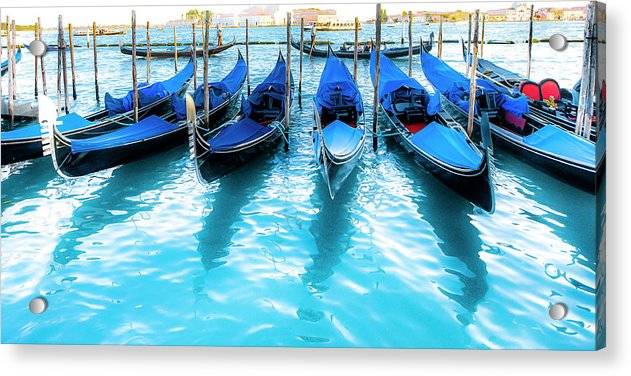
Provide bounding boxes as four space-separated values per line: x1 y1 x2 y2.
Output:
120 37 236 58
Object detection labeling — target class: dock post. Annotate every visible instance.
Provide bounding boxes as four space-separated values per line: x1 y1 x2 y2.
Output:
11 20 17 101
86 25 90 48
466 13 472 76
285 12 291 151
298 17 304 107
245 19 250 95
481 15 486 57
173 25 178 73
92 21 99 102
372 3 382 151
192 23 197 89
68 23 77 100
437 15 443 58
7 19 14 124
466 10 480 137
353 17 359 81
576 1 602 139
60 17 69 113
39 17 47 95
34 21 39 98
131 10 138 122
146 21 151 83
203 10 210 126
408 10 412 76
526 4 534 79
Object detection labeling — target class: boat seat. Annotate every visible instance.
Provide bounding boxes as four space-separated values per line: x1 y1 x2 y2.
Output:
540 78 562 102
520 80 542 101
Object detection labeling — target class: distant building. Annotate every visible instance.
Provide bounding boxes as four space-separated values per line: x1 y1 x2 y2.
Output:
562 6 586 21
506 3 532 21
292 8 337 25
214 13 239 27
239 5 277 26
485 9 508 22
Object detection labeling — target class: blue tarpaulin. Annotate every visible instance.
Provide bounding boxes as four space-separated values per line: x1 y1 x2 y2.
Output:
104 58 195 116
420 51 528 116
208 117 274 152
70 115 176 154
1 48 21 76
241 52 293 118
1 112 94 141
172 52 247 120
523 125 595 167
370 50 440 115
315 51 363 114
411 121 483 170
322 119 364 158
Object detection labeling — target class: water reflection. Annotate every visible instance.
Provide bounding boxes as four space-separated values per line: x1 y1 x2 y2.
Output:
196 156 273 271
302 168 359 292
51 147 186 266
387 141 488 323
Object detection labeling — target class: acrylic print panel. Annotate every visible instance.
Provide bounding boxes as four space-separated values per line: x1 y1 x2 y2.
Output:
0 1 605 349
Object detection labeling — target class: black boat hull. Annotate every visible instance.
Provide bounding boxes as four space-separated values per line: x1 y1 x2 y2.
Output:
2 94 176 166
291 38 432 59
383 109 494 212
120 38 235 58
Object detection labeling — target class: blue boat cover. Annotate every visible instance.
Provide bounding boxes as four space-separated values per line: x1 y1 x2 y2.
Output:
70 115 176 154
322 119 364 158
315 52 363 114
241 53 293 118
370 50 440 115
104 58 194 116
172 53 247 120
523 125 595 167
208 117 274 152
420 51 528 117
1 112 94 141
411 121 482 170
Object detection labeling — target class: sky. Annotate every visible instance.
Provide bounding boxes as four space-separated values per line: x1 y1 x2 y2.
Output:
1 0 588 27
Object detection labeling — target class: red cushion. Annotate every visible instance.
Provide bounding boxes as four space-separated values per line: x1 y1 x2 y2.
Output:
540 78 562 102
406 122 426 134
520 81 542 101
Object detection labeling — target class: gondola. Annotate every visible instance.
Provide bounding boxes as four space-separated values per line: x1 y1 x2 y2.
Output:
43 52 246 177
1 58 195 166
119 37 236 58
291 32 433 59
371 50 493 212
1 47 21 76
74 28 125 37
189 51 293 183
421 46 604 193
313 47 365 199
461 41 599 141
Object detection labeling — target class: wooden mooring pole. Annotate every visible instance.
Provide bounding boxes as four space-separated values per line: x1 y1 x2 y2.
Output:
353 17 359 81
203 11 210 126
526 4 534 79
39 17 47 95
60 17 69 113
285 12 291 151
34 21 39 98
245 18 250 95
192 23 197 89
146 21 151 83
576 1 601 139
131 10 138 122
466 13 472 76
298 17 304 107
92 21 99 102
173 25 178 73
68 23 77 100
467 10 480 137
372 3 382 151
408 10 412 76
437 15 443 58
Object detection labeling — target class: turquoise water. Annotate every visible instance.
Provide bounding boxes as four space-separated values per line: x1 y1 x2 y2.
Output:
1 20 600 349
